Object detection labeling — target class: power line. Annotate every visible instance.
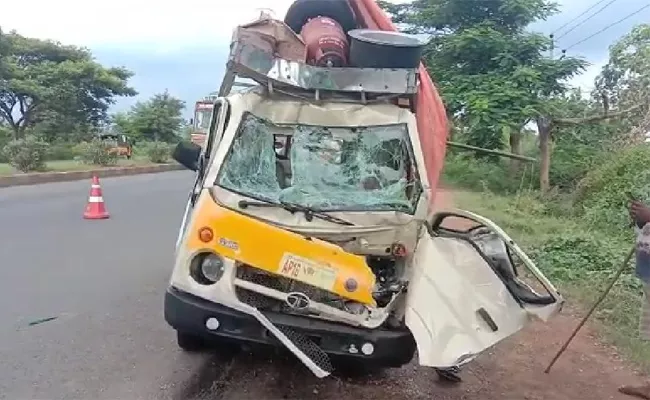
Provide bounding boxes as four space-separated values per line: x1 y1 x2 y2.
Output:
564 3 650 51
552 0 610 35
555 0 621 40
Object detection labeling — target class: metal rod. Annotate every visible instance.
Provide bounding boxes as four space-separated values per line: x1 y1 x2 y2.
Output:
544 245 636 373
446 141 537 162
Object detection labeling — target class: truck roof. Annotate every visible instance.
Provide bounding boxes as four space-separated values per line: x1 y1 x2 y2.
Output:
227 89 414 128
218 18 418 111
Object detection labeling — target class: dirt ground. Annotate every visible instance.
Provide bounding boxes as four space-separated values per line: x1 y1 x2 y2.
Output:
180 190 648 400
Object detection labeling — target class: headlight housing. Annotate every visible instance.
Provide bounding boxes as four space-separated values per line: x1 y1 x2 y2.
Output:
190 252 226 284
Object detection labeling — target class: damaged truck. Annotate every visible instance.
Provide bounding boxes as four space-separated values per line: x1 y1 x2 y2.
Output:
165 0 563 379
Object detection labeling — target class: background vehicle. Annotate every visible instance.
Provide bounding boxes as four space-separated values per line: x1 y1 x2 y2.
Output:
189 93 218 148
99 133 132 159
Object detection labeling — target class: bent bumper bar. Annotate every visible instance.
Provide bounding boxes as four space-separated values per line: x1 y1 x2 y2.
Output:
164 287 416 372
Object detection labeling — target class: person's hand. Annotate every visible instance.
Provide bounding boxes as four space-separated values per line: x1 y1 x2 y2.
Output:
629 200 650 227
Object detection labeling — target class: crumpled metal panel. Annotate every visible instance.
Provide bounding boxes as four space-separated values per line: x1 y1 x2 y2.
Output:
229 38 418 94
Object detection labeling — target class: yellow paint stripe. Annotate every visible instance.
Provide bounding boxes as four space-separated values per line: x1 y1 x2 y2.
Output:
185 191 376 305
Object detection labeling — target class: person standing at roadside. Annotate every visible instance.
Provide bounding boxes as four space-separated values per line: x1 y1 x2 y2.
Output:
619 200 650 399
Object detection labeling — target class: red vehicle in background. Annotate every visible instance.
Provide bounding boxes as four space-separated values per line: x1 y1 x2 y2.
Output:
190 93 218 147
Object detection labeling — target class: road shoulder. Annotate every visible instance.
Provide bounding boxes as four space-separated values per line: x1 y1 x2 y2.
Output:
0 163 184 188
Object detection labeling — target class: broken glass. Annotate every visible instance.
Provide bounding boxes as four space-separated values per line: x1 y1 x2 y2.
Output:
218 116 282 201
216 113 419 212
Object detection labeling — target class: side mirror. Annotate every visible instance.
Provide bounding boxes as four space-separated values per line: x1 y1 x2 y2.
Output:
172 141 202 171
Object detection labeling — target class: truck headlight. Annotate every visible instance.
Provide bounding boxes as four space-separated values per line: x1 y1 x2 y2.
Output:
190 252 226 284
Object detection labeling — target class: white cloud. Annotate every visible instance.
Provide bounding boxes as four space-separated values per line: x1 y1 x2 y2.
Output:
569 58 607 94
1 0 296 48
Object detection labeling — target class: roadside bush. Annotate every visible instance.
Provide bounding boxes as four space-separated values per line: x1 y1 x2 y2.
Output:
441 152 532 193
575 145 650 231
0 126 12 163
529 232 633 284
74 139 118 166
142 141 172 163
550 142 603 191
2 135 50 172
46 141 79 161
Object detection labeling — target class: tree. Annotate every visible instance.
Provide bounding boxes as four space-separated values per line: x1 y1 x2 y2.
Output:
382 0 585 148
380 0 587 190
110 111 136 136
120 91 186 142
0 29 137 139
594 24 650 145
526 23 650 191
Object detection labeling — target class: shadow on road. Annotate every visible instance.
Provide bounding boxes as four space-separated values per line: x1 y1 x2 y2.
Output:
172 344 391 400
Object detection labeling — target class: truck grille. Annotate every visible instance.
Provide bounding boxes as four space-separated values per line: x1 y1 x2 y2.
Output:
276 325 333 374
235 263 348 313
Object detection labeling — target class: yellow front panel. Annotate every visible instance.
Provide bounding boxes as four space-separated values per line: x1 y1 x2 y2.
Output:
185 191 376 306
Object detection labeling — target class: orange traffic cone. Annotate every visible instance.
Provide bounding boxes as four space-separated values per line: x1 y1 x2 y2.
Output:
83 175 109 219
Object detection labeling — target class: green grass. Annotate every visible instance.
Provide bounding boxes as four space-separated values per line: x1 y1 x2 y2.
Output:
453 189 650 371
0 157 152 176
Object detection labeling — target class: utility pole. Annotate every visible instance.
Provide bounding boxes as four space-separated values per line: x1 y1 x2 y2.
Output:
549 33 555 59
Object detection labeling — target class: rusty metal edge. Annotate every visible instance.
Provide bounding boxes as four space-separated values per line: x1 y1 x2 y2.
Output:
0 163 185 188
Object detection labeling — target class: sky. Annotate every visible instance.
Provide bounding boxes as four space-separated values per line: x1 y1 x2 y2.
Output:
2 0 649 118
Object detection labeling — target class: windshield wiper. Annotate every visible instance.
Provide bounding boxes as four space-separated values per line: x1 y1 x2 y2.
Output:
238 199 354 226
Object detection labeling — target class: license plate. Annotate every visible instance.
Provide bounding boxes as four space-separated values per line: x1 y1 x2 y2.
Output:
277 254 337 290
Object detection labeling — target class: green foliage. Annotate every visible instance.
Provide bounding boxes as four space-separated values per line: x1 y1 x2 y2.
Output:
574 146 650 231
116 91 185 143
381 0 557 32
442 152 535 193
547 92 618 189
595 24 650 117
2 135 49 172
30 109 96 144
110 112 137 137
0 29 136 139
74 139 118 166
0 124 11 163
45 141 79 161
142 141 172 163
382 0 587 150
548 140 600 190
529 233 633 283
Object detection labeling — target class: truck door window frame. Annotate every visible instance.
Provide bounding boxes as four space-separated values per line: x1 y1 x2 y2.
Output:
191 98 229 206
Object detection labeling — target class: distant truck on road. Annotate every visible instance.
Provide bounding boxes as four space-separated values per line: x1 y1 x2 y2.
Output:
189 93 218 148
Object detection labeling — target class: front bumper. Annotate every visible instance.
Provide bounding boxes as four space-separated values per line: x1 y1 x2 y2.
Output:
164 286 416 367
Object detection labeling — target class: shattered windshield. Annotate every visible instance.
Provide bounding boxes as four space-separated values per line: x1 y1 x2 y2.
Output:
216 112 420 213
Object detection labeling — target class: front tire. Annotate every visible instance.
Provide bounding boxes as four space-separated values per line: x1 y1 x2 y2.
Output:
176 331 207 352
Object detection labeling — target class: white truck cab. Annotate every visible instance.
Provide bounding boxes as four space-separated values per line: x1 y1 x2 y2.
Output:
165 15 563 379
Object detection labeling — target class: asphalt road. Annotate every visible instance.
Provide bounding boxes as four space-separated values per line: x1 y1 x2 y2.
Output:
0 170 221 400
0 170 406 400
2 172 640 400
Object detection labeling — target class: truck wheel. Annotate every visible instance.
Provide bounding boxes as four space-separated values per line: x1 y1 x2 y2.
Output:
284 0 357 34
176 331 207 352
